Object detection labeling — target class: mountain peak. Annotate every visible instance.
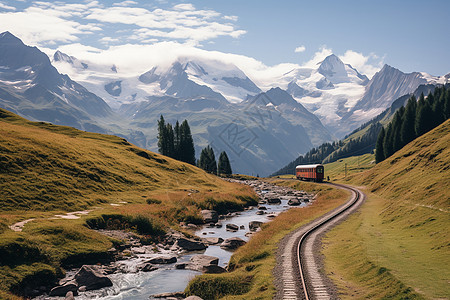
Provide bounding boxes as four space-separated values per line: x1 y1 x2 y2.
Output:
0 31 25 46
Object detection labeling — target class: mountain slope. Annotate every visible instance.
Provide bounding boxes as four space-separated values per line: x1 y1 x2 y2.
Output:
322 119 450 299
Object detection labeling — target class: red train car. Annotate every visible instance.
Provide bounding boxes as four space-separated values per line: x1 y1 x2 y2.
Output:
296 164 324 182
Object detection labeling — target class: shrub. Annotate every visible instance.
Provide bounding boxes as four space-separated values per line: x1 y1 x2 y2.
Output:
185 274 252 300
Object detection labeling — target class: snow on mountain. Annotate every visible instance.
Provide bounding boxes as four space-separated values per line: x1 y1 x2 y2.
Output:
339 64 450 135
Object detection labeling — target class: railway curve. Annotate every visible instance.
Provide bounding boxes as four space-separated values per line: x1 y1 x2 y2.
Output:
275 183 366 300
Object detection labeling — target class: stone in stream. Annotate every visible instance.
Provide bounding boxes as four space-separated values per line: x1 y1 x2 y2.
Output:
256 210 265 215
190 254 219 266
287 198 301 206
74 265 113 291
201 210 218 223
203 265 227 274
226 223 239 231
65 291 75 300
184 296 204 300
147 255 177 264
139 263 158 272
249 221 263 231
266 197 281 204
171 237 207 251
258 206 267 210
49 281 78 296
220 237 246 250
203 237 224 245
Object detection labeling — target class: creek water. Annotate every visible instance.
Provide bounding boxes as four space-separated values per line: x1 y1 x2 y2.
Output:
38 191 307 299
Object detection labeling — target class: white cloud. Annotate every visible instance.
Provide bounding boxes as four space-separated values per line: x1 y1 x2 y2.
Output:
339 50 383 78
223 15 238 22
173 3 195 11
0 3 16 10
294 45 306 53
113 1 137 7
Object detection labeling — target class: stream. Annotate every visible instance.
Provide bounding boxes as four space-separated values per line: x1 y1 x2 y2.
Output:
36 180 312 300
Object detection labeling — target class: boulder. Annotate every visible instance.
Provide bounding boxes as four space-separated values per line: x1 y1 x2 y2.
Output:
147 256 177 264
239 225 245 230
220 237 246 250
201 210 218 223
257 206 267 210
190 254 219 266
215 223 222 228
287 198 301 206
203 265 227 274
266 197 281 204
140 263 158 272
49 281 78 296
65 291 75 300
175 263 187 269
256 210 265 215
203 237 224 245
74 265 113 291
226 223 239 231
249 221 263 231
171 237 207 251
184 296 204 300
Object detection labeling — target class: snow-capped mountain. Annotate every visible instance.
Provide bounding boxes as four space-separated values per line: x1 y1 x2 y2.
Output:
52 53 261 109
340 64 450 135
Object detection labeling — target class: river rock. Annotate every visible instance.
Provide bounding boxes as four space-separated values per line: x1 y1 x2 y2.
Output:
266 197 281 204
65 291 75 300
203 265 227 274
220 237 246 250
256 210 264 215
187 254 220 271
140 263 158 272
49 281 78 296
201 210 218 223
175 263 187 269
171 237 207 251
249 221 263 231
147 255 177 264
203 237 224 245
184 296 204 300
287 198 301 206
226 223 239 231
74 265 113 291
257 206 267 210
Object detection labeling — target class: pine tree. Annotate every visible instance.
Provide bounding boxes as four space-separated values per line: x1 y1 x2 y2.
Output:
165 123 175 158
157 115 167 155
179 120 196 165
173 121 181 160
444 88 450 119
218 151 232 175
401 96 417 146
383 123 393 159
198 145 217 174
375 127 385 163
392 108 403 152
416 100 433 136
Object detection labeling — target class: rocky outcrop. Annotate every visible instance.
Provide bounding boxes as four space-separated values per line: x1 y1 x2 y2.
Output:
220 237 246 250
74 265 113 291
171 237 207 251
147 255 177 264
249 221 263 231
201 210 218 223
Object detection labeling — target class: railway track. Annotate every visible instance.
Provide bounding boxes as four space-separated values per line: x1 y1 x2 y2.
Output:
277 183 365 300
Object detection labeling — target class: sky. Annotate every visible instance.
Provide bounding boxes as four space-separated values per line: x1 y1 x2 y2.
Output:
1 0 449 80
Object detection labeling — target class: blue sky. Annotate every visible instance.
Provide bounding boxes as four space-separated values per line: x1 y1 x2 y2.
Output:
0 0 449 78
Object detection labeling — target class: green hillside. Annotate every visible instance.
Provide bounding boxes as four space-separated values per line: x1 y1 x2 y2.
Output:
0 108 257 298
323 119 450 299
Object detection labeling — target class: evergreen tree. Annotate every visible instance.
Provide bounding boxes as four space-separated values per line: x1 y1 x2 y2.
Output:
218 151 232 175
173 121 181 160
375 127 385 163
383 123 394 159
416 99 433 136
179 120 196 165
415 93 425 136
199 146 217 174
392 108 403 152
165 123 175 158
444 88 450 119
157 115 168 155
401 95 417 145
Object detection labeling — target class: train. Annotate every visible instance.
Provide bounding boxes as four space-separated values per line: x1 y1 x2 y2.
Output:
295 164 325 182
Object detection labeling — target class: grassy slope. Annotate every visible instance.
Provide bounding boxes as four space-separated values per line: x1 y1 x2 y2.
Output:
322 119 450 299
0 108 257 296
185 180 350 300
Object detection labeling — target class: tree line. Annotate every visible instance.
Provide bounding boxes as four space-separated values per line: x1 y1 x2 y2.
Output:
157 115 232 175
376 85 450 163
